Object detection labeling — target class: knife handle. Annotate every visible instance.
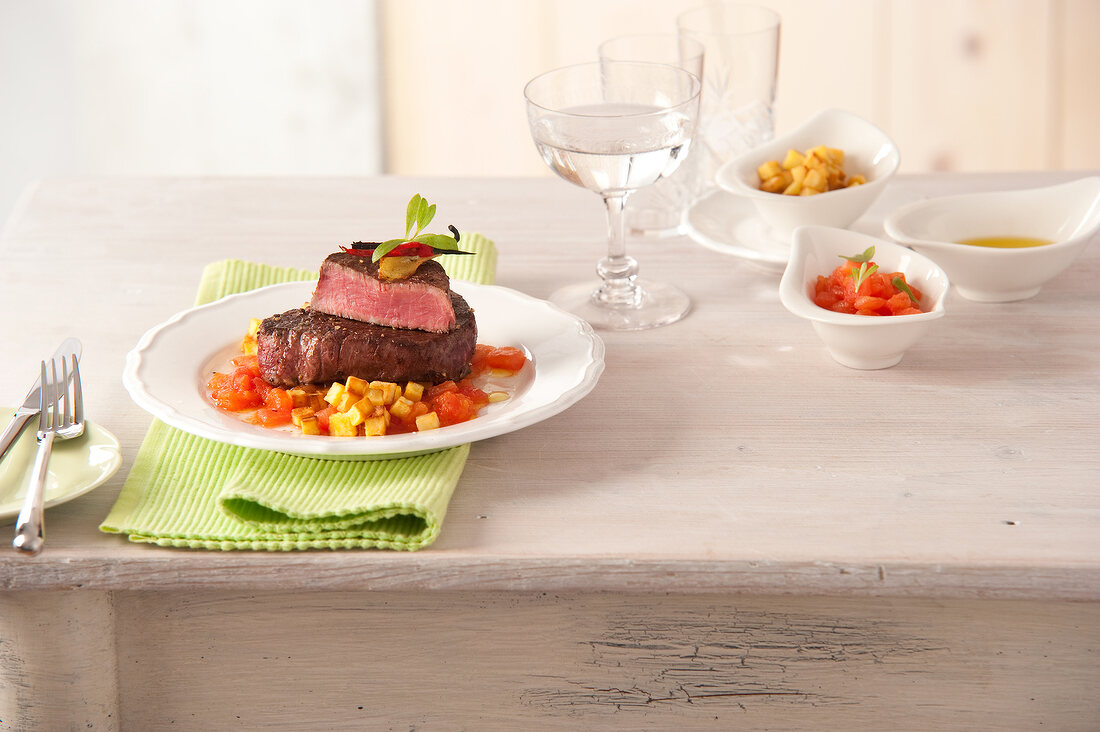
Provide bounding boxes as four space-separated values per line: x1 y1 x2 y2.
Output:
0 412 33 465
13 430 53 555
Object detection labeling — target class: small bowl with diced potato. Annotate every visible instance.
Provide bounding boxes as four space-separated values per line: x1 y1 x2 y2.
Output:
716 108 900 240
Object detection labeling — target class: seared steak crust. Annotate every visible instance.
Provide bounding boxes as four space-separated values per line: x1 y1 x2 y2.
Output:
257 291 476 387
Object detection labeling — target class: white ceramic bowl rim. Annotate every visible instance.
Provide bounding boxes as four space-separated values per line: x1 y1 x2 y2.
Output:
884 176 1100 253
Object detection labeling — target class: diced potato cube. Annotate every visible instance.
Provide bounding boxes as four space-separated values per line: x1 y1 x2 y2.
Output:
241 337 257 356
760 172 790 194
309 394 328 411
488 391 509 403
781 149 804 170
287 388 312 408
790 165 808 184
247 318 262 337
336 391 358 412
344 375 368 395
804 152 826 172
756 160 782 181
804 168 828 191
783 178 803 195
799 186 823 196
390 396 415 419
363 413 388 436
324 382 346 405
291 406 315 427
345 399 374 426
328 411 358 436
403 382 425 402
299 416 321 436
369 381 400 405
416 412 441 431
848 174 867 186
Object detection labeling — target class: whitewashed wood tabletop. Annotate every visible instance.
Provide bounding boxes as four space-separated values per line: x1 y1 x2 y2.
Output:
0 172 1097 599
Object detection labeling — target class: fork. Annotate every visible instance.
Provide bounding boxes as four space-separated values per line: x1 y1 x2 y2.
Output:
12 354 85 555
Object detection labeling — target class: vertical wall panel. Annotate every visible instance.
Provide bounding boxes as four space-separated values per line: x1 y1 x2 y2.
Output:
887 0 1053 172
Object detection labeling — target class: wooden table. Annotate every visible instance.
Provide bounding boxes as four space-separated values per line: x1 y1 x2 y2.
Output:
1 173 1097 730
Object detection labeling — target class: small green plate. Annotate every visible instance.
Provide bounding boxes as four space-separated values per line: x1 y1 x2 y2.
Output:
0 407 122 521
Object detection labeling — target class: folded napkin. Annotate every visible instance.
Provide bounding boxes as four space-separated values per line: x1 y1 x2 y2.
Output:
100 234 497 550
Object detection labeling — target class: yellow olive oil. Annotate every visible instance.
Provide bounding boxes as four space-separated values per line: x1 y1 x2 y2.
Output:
957 236 1053 249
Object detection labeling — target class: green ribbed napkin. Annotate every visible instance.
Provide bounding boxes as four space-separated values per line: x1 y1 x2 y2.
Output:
100 233 497 550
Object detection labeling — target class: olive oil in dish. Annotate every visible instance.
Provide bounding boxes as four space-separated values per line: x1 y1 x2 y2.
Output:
957 236 1052 248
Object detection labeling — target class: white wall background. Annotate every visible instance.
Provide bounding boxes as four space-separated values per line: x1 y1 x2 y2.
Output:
3 0 1099 228
0 0 384 226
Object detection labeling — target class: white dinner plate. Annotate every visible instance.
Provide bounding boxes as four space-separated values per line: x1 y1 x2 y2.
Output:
683 189 791 271
123 280 605 458
0 412 122 520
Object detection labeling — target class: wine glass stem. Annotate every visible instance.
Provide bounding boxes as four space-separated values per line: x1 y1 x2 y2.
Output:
595 192 641 307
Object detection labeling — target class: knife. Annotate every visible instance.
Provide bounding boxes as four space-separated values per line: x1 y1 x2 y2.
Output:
0 337 82 465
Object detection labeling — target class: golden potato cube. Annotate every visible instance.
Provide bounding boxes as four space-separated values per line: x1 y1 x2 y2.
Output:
403 382 425 402
363 388 384 406
344 375 368 395
827 147 845 165
389 396 415 419
309 394 328 411
328 411 358 436
344 399 375 426
783 178 803 196
324 382 345 405
781 149 805 170
363 413 388 436
760 172 791 194
847 174 867 186
804 168 828 192
804 152 826 172
287 388 312 408
790 165 808 184
370 381 400 405
799 186 823 196
335 391 358 412
415 411 441 431
299 416 321 436
241 336 257 356
247 318 262 336
291 406 315 427
756 159 782 181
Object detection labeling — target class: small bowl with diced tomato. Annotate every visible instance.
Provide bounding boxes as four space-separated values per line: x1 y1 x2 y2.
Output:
779 226 949 369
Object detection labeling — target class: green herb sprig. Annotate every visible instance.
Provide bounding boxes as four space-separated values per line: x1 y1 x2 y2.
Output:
840 246 878 294
371 194 466 262
892 276 919 304
839 246 875 264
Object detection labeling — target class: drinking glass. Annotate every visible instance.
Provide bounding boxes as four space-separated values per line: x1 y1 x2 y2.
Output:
597 34 705 238
677 3 780 188
524 61 701 330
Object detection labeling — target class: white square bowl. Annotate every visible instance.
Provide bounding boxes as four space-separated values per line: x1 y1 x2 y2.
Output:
884 176 1100 302
779 226 949 370
717 108 900 240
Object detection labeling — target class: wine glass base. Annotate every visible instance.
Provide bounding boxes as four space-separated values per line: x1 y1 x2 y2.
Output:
549 280 691 331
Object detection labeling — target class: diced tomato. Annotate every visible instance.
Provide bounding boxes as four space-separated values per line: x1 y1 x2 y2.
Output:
231 354 261 377
314 405 336 432
207 372 232 394
816 256 924 316
426 380 458 401
854 295 887 312
431 391 478 426
254 407 292 427
215 391 261 412
263 387 292 412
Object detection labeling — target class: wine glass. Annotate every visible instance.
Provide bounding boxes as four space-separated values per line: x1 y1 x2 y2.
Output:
524 61 702 330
